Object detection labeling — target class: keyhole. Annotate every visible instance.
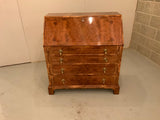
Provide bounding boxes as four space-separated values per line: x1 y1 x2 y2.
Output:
81 18 85 22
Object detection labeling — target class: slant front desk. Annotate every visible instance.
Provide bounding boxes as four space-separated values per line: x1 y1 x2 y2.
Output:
43 12 124 95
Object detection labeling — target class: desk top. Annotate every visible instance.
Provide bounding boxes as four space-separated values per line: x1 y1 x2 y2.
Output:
46 12 121 17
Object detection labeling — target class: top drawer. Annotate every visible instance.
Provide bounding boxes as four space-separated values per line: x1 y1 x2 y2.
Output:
46 46 121 55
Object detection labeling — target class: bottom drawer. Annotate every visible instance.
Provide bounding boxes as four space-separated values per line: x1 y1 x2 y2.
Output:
49 75 117 86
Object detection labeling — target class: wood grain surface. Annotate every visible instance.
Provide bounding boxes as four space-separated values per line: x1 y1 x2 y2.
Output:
49 75 118 86
49 64 117 75
44 12 124 95
44 14 123 46
45 45 121 55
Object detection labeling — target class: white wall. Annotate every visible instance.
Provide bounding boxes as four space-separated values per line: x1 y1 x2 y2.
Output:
0 0 30 66
18 0 137 62
18 0 85 62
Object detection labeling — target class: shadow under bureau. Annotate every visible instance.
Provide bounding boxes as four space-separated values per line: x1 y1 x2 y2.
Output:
43 12 124 95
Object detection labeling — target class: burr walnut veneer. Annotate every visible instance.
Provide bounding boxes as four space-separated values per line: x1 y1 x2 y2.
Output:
43 12 124 95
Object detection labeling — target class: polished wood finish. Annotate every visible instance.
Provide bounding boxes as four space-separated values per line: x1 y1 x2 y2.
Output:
45 46 121 55
49 64 117 75
43 12 124 95
49 55 121 64
44 12 123 46
49 75 116 85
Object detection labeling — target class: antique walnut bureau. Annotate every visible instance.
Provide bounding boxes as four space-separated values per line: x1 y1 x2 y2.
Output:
43 12 123 95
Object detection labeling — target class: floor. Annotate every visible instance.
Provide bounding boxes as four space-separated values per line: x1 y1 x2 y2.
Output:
0 48 160 120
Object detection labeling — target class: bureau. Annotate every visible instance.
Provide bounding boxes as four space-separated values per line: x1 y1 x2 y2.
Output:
43 12 124 95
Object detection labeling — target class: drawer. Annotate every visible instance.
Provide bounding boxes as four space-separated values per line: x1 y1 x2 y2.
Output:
49 75 116 85
47 46 120 55
49 54 120 64
49 64 117 75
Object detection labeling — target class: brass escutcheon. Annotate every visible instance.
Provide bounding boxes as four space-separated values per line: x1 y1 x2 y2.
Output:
103 67 106 73
61 68 64 74
102 78 106 84
59 49 63 56
61 79 65 84
60 58 63 64
81 18 85 22
104 49 107 55
104 57 108 62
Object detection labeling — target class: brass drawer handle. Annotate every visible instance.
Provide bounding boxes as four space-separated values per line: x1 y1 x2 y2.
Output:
104 49 107 55
102 78 106 84
104 57 108 62
59 49 63 56
60 58 63 64
61 79 65 84
103 67 106 74
61 68 64 74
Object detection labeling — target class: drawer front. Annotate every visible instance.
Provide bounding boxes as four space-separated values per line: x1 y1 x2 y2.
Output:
47 46 120 55
49 64 117 75
50 75 116 85
49 54 120 64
